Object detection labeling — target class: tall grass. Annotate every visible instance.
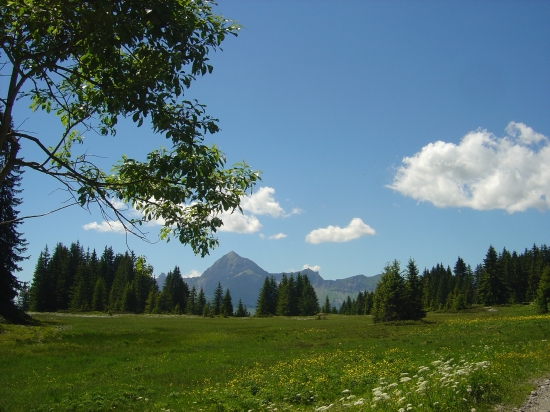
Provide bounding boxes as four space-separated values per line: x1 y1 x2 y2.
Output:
1 306 549 411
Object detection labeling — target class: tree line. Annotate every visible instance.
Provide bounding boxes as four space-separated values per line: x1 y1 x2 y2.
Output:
337 244 550 321
25 242 250 317
255 273 320 316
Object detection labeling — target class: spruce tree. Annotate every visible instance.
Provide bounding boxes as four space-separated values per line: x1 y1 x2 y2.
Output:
221 288 233 317
92 277 107 311
298 274 319 316
212 282 223 316
70 263 94 311
196 288 207 315
0 145 28 322
235 299 249 317
404 259 425 320
372 260 406 322
256 276 277 316
478 245 509 305
276 274 290 316
186 286 197 314
30 247 56 312
322 295 331 313
535 266 550 313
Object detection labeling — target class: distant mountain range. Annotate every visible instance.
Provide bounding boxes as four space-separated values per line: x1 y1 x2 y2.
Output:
157 251 381 310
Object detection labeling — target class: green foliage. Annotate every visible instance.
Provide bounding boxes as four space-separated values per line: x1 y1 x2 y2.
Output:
0 141 27 322
235 299 250 317
372 260 407 322
535 266 550 313
221 288 233 317
0 0 259 256
478 245 510 306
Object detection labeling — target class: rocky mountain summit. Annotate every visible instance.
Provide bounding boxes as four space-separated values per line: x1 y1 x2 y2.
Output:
169 251 380 309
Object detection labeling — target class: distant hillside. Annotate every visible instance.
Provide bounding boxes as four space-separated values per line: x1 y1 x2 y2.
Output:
180 251 380 309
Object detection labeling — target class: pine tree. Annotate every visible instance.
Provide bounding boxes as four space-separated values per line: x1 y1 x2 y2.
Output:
196 288 207 315
372 260 406 322
186 286 197 314
535 266 550 313
212 282 223 316
30 247 56 312
221 288 233 317
404 259 425 320
92 277 107 311
478 245 509 305
70 263 94 311
256 276 277 316
235 299 249 317
0 147 28 322
159 266 188 314
321 295 331 313
276 274 290 316
109 252 133 310
298 274 319 316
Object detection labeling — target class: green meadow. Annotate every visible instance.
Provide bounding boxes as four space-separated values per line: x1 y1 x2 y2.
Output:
1 306 550 411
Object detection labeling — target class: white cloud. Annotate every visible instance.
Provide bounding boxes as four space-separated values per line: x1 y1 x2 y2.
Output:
219 211 262 233
183 269 201 278
302 264 321 272
83 220 127 234
286 207 304 217
240 186 285 217
388 122 550 213
84 187 299 236
269 233 287 240
305 218 376 244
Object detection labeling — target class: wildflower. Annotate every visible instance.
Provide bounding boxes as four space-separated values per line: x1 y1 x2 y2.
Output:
400 377 412 383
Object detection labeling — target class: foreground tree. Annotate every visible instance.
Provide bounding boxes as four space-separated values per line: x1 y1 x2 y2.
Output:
0 142 27 322
0 1 258 256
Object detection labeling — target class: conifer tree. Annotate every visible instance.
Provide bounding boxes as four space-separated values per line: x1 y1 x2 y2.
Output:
0 144 27 322
92 277 107 311
196 288 207 315
404 259 425 320
186 286 197 314
372 260 406 322
322 295 331 313
276 274 290 316
535 266 550 313
221 288 233 317
478 245 509 305
235 299 249 317
70 263 94 311
256 276 277 316
30 247 56 312
298 274 319 316
212 282 223 315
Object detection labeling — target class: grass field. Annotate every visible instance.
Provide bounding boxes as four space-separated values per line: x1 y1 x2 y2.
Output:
1 306 550 411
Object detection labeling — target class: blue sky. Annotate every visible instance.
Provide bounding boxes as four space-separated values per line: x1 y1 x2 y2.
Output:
9 1 550 283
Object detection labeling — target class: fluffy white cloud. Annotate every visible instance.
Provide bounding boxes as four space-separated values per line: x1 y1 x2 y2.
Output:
83 220 127 234
84 187 299 236
183 270 201 278
388 122 550 213
219 211 262 233
305 218 376 244
240 186 285 217
268 233 287 240
302 264 321 272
